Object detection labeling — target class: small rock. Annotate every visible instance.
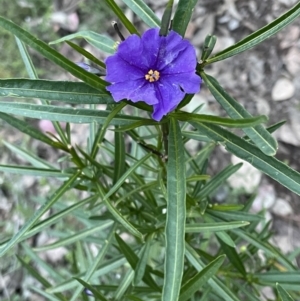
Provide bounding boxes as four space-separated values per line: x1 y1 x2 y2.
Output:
275 110 300 146
252 184 276 212
280 26 300 49
278 0 298 6
284 47 300 76
227 156 262 194
271 78 295 101
254 97 270 116
228 19 240 31
272 198 293 216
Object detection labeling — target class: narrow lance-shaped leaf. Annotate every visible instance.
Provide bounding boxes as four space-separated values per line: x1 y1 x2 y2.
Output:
16 256 67 301
114 233 160 291
95 154 152 240
91 102 127 159
113 127 126 184
0 17 107 91
172 0 198 37
0 79 113 104
192 122 300 196
103 0 139 35
179 255 225 301
197 163 243 199
0 102 146 125
49 31 116 54
217 237 247 277
215 231 236 248
205 1 300 64
70 225 116 301
134 238 152 285
74 278 108 301
0 112 60 148
159 0 174 36
185 221 249 233
172 111 268 128
185 243 241 301
0 171 81 257
200 72 278 156
277 283 295 301
201 34 217 61
15 37 69 146
122 0 160 28
66 41 106 68
163 118 186 301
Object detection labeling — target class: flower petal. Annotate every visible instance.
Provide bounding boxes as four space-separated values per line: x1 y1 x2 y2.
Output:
116 34 149 70
163 72 201 94
160 41 197 74
105 54 145 83
140 28 161 67
107 80 158 105
152 81 185 121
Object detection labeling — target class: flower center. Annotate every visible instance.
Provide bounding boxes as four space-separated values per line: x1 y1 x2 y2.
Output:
145 69 160 82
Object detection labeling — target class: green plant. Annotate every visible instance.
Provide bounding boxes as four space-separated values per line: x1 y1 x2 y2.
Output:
0 0 300 300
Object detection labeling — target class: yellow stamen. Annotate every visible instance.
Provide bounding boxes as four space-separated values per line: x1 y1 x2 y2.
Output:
145 69 160 82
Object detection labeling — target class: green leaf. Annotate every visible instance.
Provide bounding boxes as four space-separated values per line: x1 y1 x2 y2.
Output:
15 37 69 146
122 0 160 27
0 171 80 257
3 140 54 169
185 243 240 301
50 31 115 54
66 41 106 68
173 111 268 128
163 118 186 301
0 102 146 125
207 209 264 222
100 194 143 240
33 221 113 251
172 0 198 37
114 233 161 291
0 165 71 178
113 127 126 184
197 163 242 199
70 226 115 301
95 153 152 240
134 238 151 286
91 102 127 158
47 256 127 293
114 119 162 132
201 35 217 61
205 1 300 64
104 0 139 35
200 72 277 155
159 0 174 36
215 231 236 250
192 122 300 196
0 17 107 90
0 79 113 104
74 278 108 301
15 37 38 79
17 256 66 301
179 255 225 301
0 112 59 147
254 272 300 284
217 236 246 276
31 287 63 301
232 229 296 270
185 221 249 233
277 283 295 301
182 130 212 142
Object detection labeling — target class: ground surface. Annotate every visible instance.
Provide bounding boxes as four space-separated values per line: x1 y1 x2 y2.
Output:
1 0 300 299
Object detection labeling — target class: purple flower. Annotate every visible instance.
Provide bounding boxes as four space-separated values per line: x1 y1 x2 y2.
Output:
105 28 201 121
